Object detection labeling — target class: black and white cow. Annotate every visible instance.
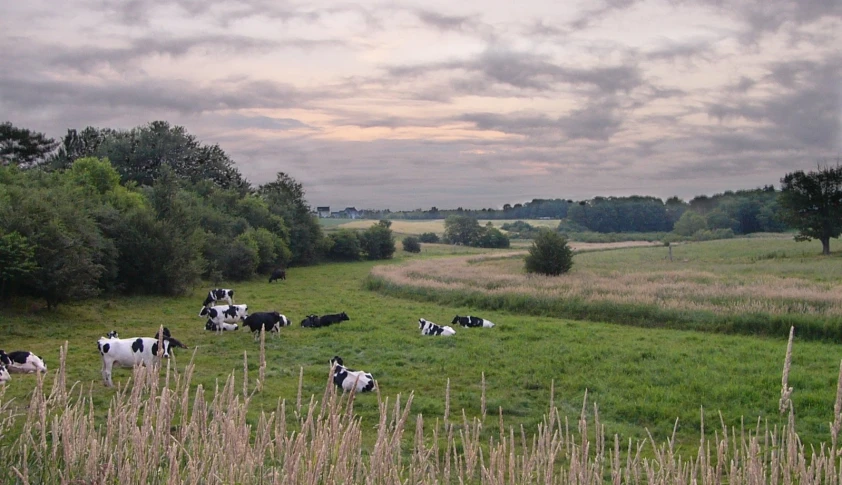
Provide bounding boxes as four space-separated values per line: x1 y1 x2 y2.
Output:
0 364 10 384
451 315 496 328
418 318 456 336
0 349 48 373
301 312 349 328
199 304 248 332
202 288 234 307
242 312 290 340
205 321 239 331
268 269 286 282
97 328 186 387
330 356 376 393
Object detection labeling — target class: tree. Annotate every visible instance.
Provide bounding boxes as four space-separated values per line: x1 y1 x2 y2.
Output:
0 122 58 168
779 164 842 254
524 229 573 276
402 236 421 253
0 231 36 300
672 211 707 237
444 215 481 245
359 220 395 260
259 172 324 265
418 232 440 243
327 229 362 261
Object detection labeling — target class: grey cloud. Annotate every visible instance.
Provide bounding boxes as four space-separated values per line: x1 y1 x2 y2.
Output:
416 10 475 31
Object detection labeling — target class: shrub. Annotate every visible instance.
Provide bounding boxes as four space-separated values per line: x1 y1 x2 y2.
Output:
359 220 395 260
476 226 510 248
402 236 421 253
418 232 440 243
524 229 573 276
327 229 362 261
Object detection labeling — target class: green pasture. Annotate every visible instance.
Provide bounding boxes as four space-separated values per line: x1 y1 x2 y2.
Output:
1 237 841 456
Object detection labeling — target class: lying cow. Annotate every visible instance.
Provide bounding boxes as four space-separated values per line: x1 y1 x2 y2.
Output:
268 269 286 282
301 312 349 328
243 312 291 340
0 349 48 373
451 315 496 328
97 327 187 387
199 304 248 332
418 318 456 336
330 356 376 393
0 364 10 384
205 321 239 331
202 288 234 307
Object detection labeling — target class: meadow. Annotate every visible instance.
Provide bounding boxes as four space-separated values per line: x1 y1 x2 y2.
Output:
2 236 842 483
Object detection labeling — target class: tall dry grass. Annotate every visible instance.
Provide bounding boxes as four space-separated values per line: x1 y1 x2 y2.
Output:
3 329 842 484
370 252 842 317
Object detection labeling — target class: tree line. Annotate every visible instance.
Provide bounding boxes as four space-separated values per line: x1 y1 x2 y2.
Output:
0 121 396 308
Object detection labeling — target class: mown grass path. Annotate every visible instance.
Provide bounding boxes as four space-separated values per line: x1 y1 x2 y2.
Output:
1 239 840 455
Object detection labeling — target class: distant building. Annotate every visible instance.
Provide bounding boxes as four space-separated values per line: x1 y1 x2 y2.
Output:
344 207 360 219
316 206 331 218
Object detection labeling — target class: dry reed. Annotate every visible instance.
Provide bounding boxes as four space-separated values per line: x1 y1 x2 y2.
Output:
3 337 842 484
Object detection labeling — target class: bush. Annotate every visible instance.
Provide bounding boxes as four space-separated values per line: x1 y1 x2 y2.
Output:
402 236 421 253
524 229 573 276
327 230 362 261
418 232 440 243
359 220 395 260
476 226 510 248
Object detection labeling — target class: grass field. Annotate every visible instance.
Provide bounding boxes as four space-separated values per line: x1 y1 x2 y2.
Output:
2 236 842 481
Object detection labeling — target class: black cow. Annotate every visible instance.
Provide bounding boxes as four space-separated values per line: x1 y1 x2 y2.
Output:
301 312 349 328
451 315 496 328
243 312 290 340
269 269 286 282
202 288 234 307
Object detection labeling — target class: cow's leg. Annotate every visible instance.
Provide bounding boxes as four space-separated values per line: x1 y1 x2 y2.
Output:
102 360 113 387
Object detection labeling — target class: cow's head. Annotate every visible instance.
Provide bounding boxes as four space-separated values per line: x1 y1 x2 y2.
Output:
204 321 215 331
418 319 426 330
330 356 344 368
340 312 349 321
0 350 10 366
451 316 460 324
199 306 213 317
106 330 119 339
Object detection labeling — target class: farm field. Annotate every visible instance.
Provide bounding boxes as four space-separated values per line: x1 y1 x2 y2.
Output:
321 218 561 235
1 236 841 475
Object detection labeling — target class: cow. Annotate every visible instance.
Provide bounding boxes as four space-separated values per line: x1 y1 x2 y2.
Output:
0 349 48 373
418 318 456 336
106 330 119 339
0 364 10 384
330 356 376 393
205 321 239 331
97 327 186 387
199 304 248 333
269 269 286 282
451 315 496 328
202 288 234 307
242 312 290 340
302 312 349 328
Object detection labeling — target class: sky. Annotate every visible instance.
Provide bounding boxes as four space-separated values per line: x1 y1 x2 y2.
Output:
1 0 840 210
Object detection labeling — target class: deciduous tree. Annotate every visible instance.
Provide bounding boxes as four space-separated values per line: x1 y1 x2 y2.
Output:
779 164 842 255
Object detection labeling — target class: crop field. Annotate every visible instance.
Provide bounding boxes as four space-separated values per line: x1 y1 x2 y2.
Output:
321 218 561 235
2 236 842 482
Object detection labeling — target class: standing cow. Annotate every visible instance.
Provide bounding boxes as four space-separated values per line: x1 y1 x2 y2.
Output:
243 312 291 340
202 288 234 307
97 328 187 387
269 269 286 282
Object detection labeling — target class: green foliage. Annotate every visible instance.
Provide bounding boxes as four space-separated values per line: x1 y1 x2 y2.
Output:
359 220 395 260
476 225 510 248
259 172 324 265
524 229 573 275
672 211 708 236
0 231 37 298
567 196 673 233
327 229 362 261
444 215 481 245
779 164 842 254
402 236 421 253
418 232 440 243
224 237 260 281
0 121 58 168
